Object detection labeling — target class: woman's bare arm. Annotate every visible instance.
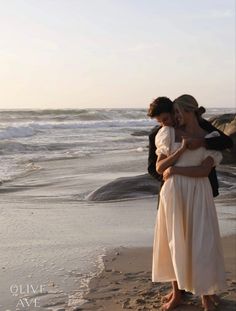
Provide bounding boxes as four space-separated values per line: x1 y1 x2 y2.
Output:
163 157 214 180
156 139 187 174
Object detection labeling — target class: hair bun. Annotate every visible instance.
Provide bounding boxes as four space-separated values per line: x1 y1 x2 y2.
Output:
198 106 206 116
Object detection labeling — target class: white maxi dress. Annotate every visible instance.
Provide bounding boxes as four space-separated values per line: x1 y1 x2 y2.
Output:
152 126 226 295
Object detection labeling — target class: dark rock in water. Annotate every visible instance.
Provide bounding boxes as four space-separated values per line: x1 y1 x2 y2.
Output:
221 132 236 164
131 130 150 136
209 114 235 134
86 174 161 201
209 113 236 164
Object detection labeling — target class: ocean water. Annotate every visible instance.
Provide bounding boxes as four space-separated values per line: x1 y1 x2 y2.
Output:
0 108 234 183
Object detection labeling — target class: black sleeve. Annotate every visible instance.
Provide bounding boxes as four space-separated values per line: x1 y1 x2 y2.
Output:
199 119 233 150
148 126 163 181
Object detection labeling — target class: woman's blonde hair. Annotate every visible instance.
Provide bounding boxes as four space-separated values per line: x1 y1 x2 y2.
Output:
173 94 205 119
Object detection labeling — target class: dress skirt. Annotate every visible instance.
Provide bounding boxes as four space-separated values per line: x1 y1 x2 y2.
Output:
152 175 226 295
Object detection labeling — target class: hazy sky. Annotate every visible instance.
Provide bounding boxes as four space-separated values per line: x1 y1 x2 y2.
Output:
0 0 235 109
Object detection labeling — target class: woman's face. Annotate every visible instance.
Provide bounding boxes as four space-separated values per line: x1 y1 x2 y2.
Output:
173 104 186 127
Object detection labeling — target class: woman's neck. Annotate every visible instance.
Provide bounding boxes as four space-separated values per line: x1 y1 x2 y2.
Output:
183 116 201 135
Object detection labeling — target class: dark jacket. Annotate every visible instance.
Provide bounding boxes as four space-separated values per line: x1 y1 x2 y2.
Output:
148 119 233 197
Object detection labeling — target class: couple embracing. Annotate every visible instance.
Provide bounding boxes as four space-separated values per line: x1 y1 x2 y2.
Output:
148 95 233 311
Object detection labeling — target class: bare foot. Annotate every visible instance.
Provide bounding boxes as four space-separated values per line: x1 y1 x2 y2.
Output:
161 291 173 303
210 294 220 306
201 295 216 311
161 292 181 310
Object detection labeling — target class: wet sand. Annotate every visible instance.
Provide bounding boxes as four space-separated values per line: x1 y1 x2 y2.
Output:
79 235 236 311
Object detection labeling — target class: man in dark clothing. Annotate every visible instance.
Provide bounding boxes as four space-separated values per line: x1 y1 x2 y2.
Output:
147 97 233 197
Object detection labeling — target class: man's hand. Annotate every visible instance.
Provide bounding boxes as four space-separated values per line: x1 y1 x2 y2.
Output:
163 166 175 181
180 136 188 151
185 137 205 150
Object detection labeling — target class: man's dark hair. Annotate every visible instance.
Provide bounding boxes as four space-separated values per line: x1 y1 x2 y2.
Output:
147 97 173 118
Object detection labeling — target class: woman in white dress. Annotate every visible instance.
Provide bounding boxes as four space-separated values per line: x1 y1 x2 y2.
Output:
152 95 226 311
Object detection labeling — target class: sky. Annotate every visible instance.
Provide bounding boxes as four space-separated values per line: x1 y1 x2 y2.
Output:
0 0 235 109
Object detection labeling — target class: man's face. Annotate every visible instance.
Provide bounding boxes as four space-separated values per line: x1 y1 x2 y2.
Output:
155 112 174 127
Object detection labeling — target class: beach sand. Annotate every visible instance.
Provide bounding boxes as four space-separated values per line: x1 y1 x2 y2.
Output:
78 235 236 311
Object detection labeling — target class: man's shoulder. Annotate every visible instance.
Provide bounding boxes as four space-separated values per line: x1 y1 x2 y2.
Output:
198 118 214 132
149 125 161 138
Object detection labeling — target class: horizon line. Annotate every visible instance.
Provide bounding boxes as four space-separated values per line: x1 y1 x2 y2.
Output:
0 107 235 111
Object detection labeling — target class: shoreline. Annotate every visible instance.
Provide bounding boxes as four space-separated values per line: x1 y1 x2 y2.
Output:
77 235 236 311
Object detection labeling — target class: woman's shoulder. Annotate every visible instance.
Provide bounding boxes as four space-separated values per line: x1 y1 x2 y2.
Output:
155 126 175 148
156 126 174 136
155 126 174 156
